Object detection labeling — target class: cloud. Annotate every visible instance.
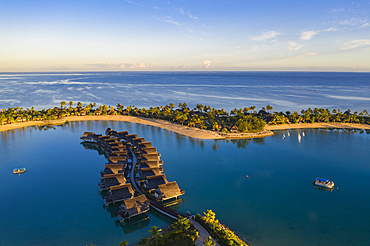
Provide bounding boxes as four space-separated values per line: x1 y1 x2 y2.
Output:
150 63 157 69
91 62 147 70
352 65 357 69
154 16 193 32
300 31 318 40
288 41 304 51
339 18 369 27
274 52 316 61
342 39 370 50
252 31 281 41
177 8 198 20
329 8 345 13
124 0 142 6
202 60 211 68
322 27 337 32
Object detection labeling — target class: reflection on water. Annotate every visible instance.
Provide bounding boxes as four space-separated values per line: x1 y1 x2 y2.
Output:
115 213 151 234
313 183 334 192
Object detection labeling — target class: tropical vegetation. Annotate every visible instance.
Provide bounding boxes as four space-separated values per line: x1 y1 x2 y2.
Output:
1 102 369 134
195 210 248 246
136 217 199 246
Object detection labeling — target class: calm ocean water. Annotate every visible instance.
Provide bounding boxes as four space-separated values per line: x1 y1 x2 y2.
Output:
0 71 370 112
1 121 370 246
1 72 370 245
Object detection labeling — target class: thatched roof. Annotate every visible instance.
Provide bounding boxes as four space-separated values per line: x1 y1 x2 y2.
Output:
132 137 146 146
108 156 127 164
80 132 95 140
140 147 157 154
141 153 161 161
140 160 161 169
109 184 135 202
144 174 168 190
120 195 150 217
155 181 184 200
125 134 138 142
109 150 128 157
111 146 126 152
140 167 162 180
102 164 124 175
138 142 153 149
117 131 129 140
102 174 126 188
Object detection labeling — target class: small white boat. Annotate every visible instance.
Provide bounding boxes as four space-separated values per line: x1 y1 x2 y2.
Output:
314 177 334 189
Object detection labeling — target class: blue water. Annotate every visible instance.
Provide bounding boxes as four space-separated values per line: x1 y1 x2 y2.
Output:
1 121 370 246
1 72 370 112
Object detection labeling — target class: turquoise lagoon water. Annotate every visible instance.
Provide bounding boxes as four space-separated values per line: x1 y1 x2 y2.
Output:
1 121 370 246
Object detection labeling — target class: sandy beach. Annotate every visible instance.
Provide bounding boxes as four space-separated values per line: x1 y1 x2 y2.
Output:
1 116 370 139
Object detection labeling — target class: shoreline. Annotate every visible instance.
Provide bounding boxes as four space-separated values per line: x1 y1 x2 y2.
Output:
1 116 370 139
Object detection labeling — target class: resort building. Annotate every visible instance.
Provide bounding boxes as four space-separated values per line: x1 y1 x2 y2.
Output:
140 147 157 155
141 153 161 162
100 164 125 177
108 156 127 165
144 174 168 191
117 131 129 140
99 173 126 192
139 167 163 180
154 181 185 201
125 134 138 142
80 132 96 141
104 183 135 206
139 160 163 169
131 137 146 147
137 142 153 151
117 195 150 223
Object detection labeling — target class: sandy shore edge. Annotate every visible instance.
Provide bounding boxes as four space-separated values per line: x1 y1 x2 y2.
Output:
1 116 369 139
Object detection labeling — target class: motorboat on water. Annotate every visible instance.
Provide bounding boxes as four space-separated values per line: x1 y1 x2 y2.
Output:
314 177 334 189
13 168 26 174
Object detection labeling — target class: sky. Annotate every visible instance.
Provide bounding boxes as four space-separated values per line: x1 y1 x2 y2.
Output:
1 0 370 72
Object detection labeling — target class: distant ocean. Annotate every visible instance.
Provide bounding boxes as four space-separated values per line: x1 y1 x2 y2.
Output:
1 71 369 112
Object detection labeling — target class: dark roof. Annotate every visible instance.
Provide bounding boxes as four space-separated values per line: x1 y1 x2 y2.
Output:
108 156 127 164
80 132 95 140
140 167 162 180
144 174 168 190
102 164 124 175
140 147 157 154
140 161 161 169
109 150 128 157
109 184 134 201
138 142 153 148
102 174 126 188
125 134 138 142
155 181 183 200
121 195 150 217
117 131 129 140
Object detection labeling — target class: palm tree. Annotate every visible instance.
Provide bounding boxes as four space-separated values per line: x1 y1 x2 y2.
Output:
204 236 216 246
60 101 66 109
148 226 162 245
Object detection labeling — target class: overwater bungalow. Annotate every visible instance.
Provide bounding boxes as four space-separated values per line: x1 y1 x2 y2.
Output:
108 156 127 165
154 181 185 201
138 141 153 149
141 153 161 162
109 150 128 157
117 195 150 223
99 173 126 192
100 164 125 177
140 160 163 169
117 131 129 140
140 147 157 154
139 167 163 180
104 183 135 206
144 174 168 191
131 137 146 147
125 134 138 142
80 132 96 141
111 146 127 152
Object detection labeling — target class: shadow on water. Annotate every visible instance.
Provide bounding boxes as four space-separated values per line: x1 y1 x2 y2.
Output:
80 141 108 157
115 213 151 235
